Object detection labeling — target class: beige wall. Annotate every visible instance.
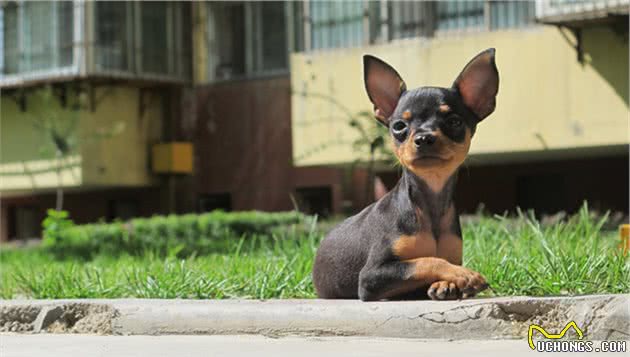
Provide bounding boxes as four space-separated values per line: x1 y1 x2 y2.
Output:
1 89 82 192
0 86 163 194
291 25 629 167
80 86 162 186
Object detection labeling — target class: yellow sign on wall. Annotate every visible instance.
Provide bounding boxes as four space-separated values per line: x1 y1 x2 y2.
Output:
152 142 194 174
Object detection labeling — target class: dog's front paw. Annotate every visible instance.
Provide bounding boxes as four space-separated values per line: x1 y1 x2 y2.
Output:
427 280 459 300
428 266 488 300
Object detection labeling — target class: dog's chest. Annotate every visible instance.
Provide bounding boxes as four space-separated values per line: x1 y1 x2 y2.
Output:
391 209 463 265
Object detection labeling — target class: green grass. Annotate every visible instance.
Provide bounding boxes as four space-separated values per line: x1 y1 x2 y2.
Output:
464 208 628 296
1 206 628 299
0 227 320 299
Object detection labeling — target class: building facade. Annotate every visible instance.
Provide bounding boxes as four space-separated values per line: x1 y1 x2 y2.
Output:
288 0 629 215
1 1 194 241
1 1 628 241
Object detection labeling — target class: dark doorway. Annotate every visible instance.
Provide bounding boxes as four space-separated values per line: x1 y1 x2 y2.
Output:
198 193 232 212
7 205 41 240
107 199 140 221
295 186 332 218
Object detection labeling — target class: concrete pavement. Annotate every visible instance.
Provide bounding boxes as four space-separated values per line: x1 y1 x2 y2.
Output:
0 334 553 357
1 294 628 340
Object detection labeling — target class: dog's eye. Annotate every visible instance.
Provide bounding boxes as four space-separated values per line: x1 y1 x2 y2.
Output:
447 116 463 128
391 121 408 134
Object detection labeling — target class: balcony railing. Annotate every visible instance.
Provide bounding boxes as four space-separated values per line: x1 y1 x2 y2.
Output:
536 0 630 25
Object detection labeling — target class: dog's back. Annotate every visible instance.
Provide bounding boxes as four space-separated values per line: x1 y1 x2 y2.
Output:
313 193 396 298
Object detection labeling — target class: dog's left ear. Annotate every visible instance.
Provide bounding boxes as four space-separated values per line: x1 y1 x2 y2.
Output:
452 48 499 121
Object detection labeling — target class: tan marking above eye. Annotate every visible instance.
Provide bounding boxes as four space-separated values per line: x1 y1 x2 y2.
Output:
439 104 451 113
402 110 412 120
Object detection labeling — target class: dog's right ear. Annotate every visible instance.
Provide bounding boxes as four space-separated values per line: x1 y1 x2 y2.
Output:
363 55 406 126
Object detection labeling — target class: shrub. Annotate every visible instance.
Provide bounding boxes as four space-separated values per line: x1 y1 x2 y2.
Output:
41 209 75 248
42 210 309 259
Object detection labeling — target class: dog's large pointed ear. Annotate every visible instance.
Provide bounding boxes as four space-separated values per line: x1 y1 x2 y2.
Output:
363 55 407 126
452 48 499 121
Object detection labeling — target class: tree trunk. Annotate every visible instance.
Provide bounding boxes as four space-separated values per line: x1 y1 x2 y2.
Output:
365 150 375 204
56 150 64 211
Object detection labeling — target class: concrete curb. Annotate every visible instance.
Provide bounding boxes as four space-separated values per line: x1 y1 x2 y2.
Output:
1 294 628 340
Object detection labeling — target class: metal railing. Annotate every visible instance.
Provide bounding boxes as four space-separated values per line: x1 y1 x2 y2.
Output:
535 0 630 20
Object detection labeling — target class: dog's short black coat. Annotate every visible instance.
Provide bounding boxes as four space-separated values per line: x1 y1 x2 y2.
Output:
312 49 499 301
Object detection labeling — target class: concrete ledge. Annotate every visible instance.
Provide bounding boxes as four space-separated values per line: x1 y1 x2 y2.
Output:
1 294 628 340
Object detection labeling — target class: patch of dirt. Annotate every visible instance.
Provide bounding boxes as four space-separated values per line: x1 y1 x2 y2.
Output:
0 305 40 332
486 300 569 338
44 304 118 334
0 303 118 334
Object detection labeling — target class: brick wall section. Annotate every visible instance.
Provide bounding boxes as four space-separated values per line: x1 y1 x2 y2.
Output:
0 187 164 241
194 75 344 212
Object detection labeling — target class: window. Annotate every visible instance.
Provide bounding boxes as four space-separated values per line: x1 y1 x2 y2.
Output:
259 2 288 71
296 0 537 50
176 3 192 78
1 2 19 74
94 1 191 78
137 1 191 77
208 1 290 81
436 1 485 31
1 1 190 82
1 1 74 75
141 2 169 74
490 1 535 30
95 2 130 71
57 1 74 67
23 2 54 71
310 1 366 50
389 1 435 40
435 1 535 32
211 2 246 79
288 1 304 53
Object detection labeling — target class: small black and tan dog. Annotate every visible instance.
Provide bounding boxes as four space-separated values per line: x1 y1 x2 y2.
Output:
313 49 499 301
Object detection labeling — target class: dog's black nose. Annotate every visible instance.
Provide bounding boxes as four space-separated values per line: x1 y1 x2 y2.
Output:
414 134 436 147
